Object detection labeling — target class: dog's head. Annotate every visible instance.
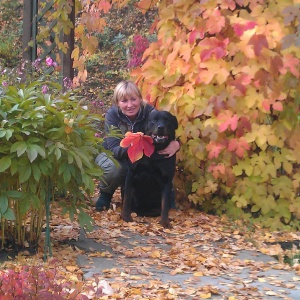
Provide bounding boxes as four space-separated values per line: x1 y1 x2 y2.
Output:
146 110 178 149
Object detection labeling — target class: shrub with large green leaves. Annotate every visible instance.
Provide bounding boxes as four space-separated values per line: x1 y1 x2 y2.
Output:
0 79 104 248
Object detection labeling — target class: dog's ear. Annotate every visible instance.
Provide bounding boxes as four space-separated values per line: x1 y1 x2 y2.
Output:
145 110 156 133
170 114 178 130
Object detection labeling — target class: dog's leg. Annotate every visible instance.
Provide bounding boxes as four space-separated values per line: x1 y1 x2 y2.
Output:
160 180 172 228
121 169 133 222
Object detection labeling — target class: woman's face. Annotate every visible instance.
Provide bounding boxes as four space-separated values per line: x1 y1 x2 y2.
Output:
118 94 142 120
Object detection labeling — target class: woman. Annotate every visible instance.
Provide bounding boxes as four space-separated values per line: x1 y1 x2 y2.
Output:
95 80 180 211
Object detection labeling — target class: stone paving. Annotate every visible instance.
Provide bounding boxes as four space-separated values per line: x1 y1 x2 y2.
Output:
71 224 300 299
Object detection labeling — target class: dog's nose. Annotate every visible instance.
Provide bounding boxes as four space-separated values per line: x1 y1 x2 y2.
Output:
157 125 165 130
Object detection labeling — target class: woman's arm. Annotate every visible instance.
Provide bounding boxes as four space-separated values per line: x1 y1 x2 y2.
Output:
104 109 128 160
157 140 181 158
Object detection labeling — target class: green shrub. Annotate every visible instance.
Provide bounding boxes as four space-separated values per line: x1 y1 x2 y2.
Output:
0 63 105 250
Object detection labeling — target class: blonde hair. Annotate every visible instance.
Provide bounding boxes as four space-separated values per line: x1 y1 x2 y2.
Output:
113 81 143 105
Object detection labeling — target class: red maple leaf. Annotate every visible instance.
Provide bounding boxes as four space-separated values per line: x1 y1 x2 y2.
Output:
199 38 229 61
120 132 154 163
232 21 256 37
218 111 239 133
248 34 269 56
227 138 250 158
262 99 283 112
98 0 111 13
208 163 226 179
209 95 226 116
228 73 252 96
206 141 225 159
189 28 205 44
280 54 300 77
236 116 252 138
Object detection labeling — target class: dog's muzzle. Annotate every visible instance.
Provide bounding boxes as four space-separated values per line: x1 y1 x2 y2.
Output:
152 134 169 144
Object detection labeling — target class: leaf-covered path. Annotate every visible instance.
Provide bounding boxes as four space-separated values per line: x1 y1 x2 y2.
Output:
2 197 299 299
66 199 300 299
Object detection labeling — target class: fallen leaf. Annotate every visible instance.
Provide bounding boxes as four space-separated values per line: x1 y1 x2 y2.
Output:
193 271 204 277
200 292 211 299
265 291 278 296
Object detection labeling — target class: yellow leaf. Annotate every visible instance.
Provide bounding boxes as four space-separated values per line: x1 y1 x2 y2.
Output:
66 265 78 272
69 275 79 282
65 126 73 134
142 59 165 84
200 293 211 299
150 250 161 258
193 271 204 277
71 47 79 60
135 0 157 13
130 288 143 295
199 60 229 84
179 43 192 62
184 103 194 117
166 41 182 65
161 69 181 88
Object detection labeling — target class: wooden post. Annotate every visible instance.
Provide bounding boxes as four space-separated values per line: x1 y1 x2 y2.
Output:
31 0 38 62
61 0 75 81
22 0 33 61
22 0 38 62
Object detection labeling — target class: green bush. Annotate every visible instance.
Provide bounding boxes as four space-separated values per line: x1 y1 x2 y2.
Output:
0 73 104 249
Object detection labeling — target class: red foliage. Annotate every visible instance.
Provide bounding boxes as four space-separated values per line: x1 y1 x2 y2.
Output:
120 132 154 163
127 35 149 68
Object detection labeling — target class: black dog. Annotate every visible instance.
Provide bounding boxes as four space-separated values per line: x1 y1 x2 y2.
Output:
121 110 178 228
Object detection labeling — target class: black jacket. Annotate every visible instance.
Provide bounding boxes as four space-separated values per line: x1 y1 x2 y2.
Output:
103 103 155 160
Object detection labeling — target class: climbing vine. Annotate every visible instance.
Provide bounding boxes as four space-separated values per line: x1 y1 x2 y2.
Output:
131 0 300 230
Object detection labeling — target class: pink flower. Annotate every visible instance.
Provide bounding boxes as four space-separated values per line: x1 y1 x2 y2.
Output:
45 57 54 66
63 77 72 90
42 85 49 94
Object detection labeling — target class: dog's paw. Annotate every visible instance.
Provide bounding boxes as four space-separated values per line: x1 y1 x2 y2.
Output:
121 214 133 222
160 219 172 229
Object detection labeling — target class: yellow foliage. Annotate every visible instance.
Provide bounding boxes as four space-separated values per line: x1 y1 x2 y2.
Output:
126 0 300 229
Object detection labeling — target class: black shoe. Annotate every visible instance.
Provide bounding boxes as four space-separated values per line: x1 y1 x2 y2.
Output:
95 192 113 211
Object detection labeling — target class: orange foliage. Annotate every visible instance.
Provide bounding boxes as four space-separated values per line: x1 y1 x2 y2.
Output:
130 0 300 229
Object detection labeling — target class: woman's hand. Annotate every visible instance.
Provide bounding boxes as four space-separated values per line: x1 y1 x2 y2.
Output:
157 140 180 158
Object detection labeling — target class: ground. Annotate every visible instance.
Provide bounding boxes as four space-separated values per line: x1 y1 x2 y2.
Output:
23 202 300 298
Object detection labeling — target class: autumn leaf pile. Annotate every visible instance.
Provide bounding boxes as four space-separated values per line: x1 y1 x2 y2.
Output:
1 192 300 299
